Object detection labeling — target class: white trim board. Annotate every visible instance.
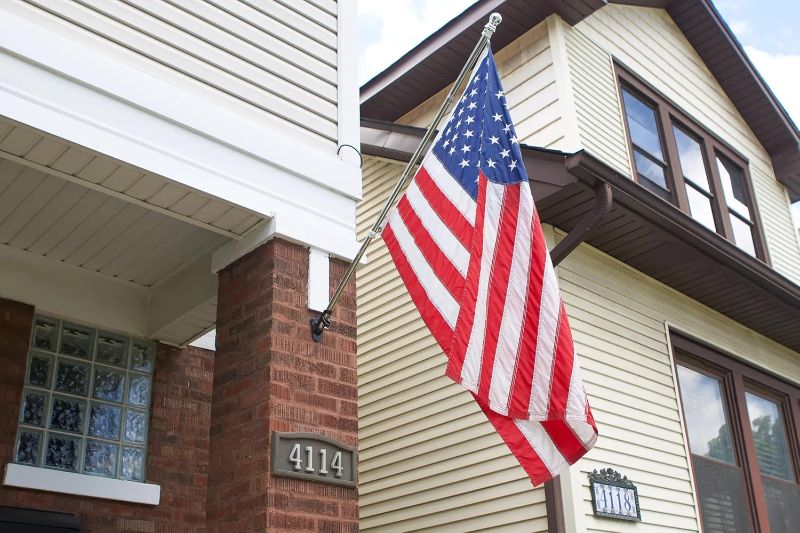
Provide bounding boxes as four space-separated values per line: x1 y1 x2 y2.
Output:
4 463 160 505
0 6 360 261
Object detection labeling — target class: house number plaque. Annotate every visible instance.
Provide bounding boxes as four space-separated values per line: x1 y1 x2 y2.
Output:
271 432 356 487
589 468 641 521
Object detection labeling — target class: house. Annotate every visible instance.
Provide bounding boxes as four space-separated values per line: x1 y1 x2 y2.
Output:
357 1 800 531
0 1 362 531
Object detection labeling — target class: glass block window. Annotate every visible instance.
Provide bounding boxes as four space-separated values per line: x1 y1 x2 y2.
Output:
16 315 155 482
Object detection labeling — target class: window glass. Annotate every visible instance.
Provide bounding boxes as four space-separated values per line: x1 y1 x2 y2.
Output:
622 89 664 160
717 156 750 219
731 216 757 257
633 150 668 190
676 365 735 463
686 185 717 231
677 363 752 533
745 392 794 481
673 126 710 192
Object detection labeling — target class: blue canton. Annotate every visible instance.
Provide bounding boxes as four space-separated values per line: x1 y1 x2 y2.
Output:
431 48 528 200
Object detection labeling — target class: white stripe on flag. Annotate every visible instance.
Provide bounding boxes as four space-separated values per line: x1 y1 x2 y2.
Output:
572 417 597 446
388 216 460 329
513 418 563 476
566 357 589 418
460 181 505 389
405 182 470 277
529 254 560 416
423 155 477 225
487 189 534 414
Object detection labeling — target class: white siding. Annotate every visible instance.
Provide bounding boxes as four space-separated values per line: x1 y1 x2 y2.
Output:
564 5 800 284
356 7 800 532
399 20 570 151
556 234 800 533
357 157 549 532
16 0 338 147
561 19 631 175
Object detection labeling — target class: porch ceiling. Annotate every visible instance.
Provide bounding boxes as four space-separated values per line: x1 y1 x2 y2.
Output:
0 117 266 346
0 117 263 242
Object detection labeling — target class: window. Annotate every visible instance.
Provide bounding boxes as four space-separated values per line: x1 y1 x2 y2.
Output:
617 68 767 260
673 335 800 533
15 315 155 482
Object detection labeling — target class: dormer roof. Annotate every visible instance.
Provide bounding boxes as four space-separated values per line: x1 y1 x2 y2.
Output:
361 0 800 200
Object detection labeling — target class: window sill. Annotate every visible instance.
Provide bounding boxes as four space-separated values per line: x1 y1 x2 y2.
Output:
3 463 160 505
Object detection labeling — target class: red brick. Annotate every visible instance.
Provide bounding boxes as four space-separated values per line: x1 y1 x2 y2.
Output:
0 295 213 533
208 240 358 531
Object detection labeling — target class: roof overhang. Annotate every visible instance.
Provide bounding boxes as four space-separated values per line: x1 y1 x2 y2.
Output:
542 150 800 352
361 0 800 201
361 120 800 353
360 0 608 121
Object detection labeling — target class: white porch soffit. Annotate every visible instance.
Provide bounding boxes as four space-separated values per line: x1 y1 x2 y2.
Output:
0 117 267 346
0 117 263 241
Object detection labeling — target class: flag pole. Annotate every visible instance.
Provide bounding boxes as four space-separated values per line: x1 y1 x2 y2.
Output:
311 12 503 342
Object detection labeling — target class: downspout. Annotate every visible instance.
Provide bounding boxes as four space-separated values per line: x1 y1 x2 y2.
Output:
549 182 613 266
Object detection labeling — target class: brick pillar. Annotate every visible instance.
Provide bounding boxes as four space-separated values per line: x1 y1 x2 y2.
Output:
0 296 214 532
0 297 35 476
207 239 358 532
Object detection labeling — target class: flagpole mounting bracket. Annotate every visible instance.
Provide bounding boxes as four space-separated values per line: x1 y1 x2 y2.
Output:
310 311 332 343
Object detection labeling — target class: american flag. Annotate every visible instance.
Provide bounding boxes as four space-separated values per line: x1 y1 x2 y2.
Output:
383 48 597 486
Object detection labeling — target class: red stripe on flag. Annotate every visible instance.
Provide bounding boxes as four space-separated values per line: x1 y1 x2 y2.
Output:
416 166 473 249
396 196 465 300
547 303 576 418
541 420 589 465
476 396 553 486
477 183 520 402
383 225 453 349
446 174 487 377
506 211 548 418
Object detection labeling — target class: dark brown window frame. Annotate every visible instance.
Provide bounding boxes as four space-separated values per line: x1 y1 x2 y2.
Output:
671 333 800 533
616 65 770 263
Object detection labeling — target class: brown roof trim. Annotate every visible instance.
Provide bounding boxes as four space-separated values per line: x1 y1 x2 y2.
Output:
556 150 800 352
567 151 800 302
360 0 607 122
361 0 800 200
660 0 800 201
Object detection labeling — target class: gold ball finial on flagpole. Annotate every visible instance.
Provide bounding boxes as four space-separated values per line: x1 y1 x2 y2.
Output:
483 12 502 37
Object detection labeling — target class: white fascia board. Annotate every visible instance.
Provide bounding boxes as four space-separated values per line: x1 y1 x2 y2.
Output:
308 247 331 312
189 329 216 351
211 203 359 272
4 463 160 505
0 244 149 337
0 8 360 259
337 0 362 170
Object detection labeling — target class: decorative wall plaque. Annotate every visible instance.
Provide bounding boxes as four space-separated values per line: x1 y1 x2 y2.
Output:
589 468 641 521
271 432 356 487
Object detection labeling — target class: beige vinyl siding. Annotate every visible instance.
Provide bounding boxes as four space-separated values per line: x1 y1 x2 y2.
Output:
17 0 338 148
561 19 631 176
556 233 800 533
398 20 569 151
357 156 549 532
564 4 800 284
